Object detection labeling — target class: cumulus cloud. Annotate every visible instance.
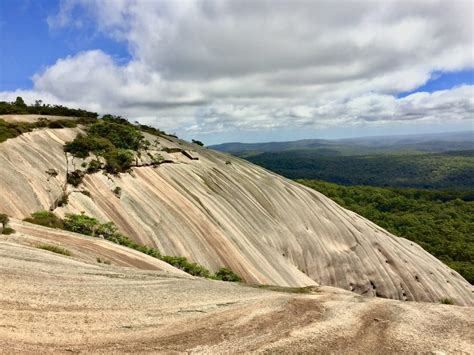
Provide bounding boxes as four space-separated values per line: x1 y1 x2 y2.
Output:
1 0 473 141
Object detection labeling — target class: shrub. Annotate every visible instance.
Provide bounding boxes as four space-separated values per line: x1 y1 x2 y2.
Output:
0 214 14 234
87 121 144 150
96 257 111 265
0 213 9 230
112 186 122 198
214 267 241 282
37 244 72 256
47 119 77 129
440 297 455 305
64 134 94 158
24 211 64 229
104 149 134 174
192 139 204 146
57 193 69 207
1 227 15 235
150 153 164 166
67 170 85 187
225 160 232 165
63 213 100 236
87 159 102 173
160 255 211 277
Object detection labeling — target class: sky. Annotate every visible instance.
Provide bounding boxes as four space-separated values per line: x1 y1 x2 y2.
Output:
0 0 473 145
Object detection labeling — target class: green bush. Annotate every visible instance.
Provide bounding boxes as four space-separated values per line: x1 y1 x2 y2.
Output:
87 160 102 173
0 213 9 229
104 149 134 174
1 227 15 235
37 244 72 256
24 211 64 229
57 193 69 207
0 214 13 234
47 119 77 129
87 121 144 150
63 213 100 236
214 267 241 282
64 134 114 159
67 170 85 187
439 297 454 305
160 255 211 277
112 186 122 197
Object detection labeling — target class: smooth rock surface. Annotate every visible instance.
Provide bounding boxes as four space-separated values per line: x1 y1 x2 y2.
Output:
0 120 472 305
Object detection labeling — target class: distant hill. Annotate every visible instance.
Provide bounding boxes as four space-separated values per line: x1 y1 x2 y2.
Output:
210 131 474 189
210 131 474 155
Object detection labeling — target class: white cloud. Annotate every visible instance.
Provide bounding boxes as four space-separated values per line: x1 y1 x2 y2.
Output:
2 0 473 141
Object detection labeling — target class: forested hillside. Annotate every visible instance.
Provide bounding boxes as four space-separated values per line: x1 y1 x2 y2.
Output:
298 179 474 284
247 151 474 190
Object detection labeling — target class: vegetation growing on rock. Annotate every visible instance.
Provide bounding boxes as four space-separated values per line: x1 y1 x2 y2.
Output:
63 115 168 175
0 214 14 235
24 211 64 229
0 97 98 117
0 117 78 143
37 244 72 256
24 211 241 281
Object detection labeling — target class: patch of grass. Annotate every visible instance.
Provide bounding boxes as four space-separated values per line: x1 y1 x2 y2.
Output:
37 244 72 256
439 297 455 305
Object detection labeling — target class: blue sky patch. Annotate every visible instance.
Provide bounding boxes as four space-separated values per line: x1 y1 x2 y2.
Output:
398 69 474 98
0 0 130 91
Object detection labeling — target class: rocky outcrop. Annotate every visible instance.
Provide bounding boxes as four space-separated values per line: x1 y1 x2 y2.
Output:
0 238 473 353
0 119 472 305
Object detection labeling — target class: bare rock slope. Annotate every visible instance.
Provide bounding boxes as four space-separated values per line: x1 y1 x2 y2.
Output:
0 117 472 305
0 234 472 353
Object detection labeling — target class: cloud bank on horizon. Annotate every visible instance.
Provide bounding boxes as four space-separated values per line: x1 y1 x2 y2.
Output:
1 0 473 143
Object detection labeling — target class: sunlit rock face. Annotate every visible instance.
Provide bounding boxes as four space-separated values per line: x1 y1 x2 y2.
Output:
0 117 472 305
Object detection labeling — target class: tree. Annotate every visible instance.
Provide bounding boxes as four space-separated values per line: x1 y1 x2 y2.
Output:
0 214 9 230
14 96 27 108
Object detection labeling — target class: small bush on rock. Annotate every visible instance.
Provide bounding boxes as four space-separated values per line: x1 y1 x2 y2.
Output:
24 211 64 229
214 267 241 282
